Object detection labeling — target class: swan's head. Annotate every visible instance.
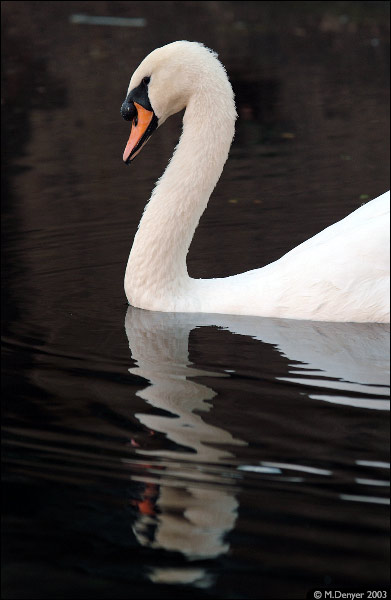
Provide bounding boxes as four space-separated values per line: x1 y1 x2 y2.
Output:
120 41 232 164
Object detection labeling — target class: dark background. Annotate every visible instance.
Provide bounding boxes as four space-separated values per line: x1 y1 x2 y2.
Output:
2 2 390 599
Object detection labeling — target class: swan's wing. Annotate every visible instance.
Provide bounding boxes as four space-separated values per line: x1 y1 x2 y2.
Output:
287 192 390 280
272 192 390 320
221 192 390 321
281 191 390 261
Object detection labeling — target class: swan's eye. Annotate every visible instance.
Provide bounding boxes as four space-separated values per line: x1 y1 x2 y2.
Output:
142 76 150 85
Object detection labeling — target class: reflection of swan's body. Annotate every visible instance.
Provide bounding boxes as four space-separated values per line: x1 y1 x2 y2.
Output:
191 313 390 410
121 41 390 323
126 308 389 412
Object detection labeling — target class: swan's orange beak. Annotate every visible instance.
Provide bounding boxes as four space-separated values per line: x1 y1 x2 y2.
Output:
123 102 156 164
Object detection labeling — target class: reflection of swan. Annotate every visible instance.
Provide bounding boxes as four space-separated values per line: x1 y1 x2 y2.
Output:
121 40 390 323
124 307 389 583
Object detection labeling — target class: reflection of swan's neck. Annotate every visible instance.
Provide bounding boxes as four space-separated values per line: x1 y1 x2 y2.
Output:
125 308 245 462
125 83 236 308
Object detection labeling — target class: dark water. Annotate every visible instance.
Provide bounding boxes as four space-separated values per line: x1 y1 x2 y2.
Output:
2 2 390 599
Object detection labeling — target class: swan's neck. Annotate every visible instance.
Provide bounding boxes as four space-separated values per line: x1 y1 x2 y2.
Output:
125 83 236 308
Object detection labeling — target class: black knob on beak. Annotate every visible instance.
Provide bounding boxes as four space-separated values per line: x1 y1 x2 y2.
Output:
121 99 137 121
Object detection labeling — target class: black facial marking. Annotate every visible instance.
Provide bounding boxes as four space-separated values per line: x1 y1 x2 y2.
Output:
120 76 152 121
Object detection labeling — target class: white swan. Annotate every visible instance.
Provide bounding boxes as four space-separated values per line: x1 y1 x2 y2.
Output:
121 41 390 323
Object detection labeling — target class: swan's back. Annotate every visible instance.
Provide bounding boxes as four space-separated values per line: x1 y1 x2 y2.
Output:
198 192 390 322
239 192 390 322
282 191 389 261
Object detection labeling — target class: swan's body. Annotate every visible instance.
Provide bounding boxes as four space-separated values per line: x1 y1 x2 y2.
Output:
121 41 390 323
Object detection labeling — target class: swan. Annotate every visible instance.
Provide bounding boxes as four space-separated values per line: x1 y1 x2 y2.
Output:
121 41 390 323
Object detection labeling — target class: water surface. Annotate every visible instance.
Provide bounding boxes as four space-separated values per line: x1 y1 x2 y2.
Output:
2 2 390 598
